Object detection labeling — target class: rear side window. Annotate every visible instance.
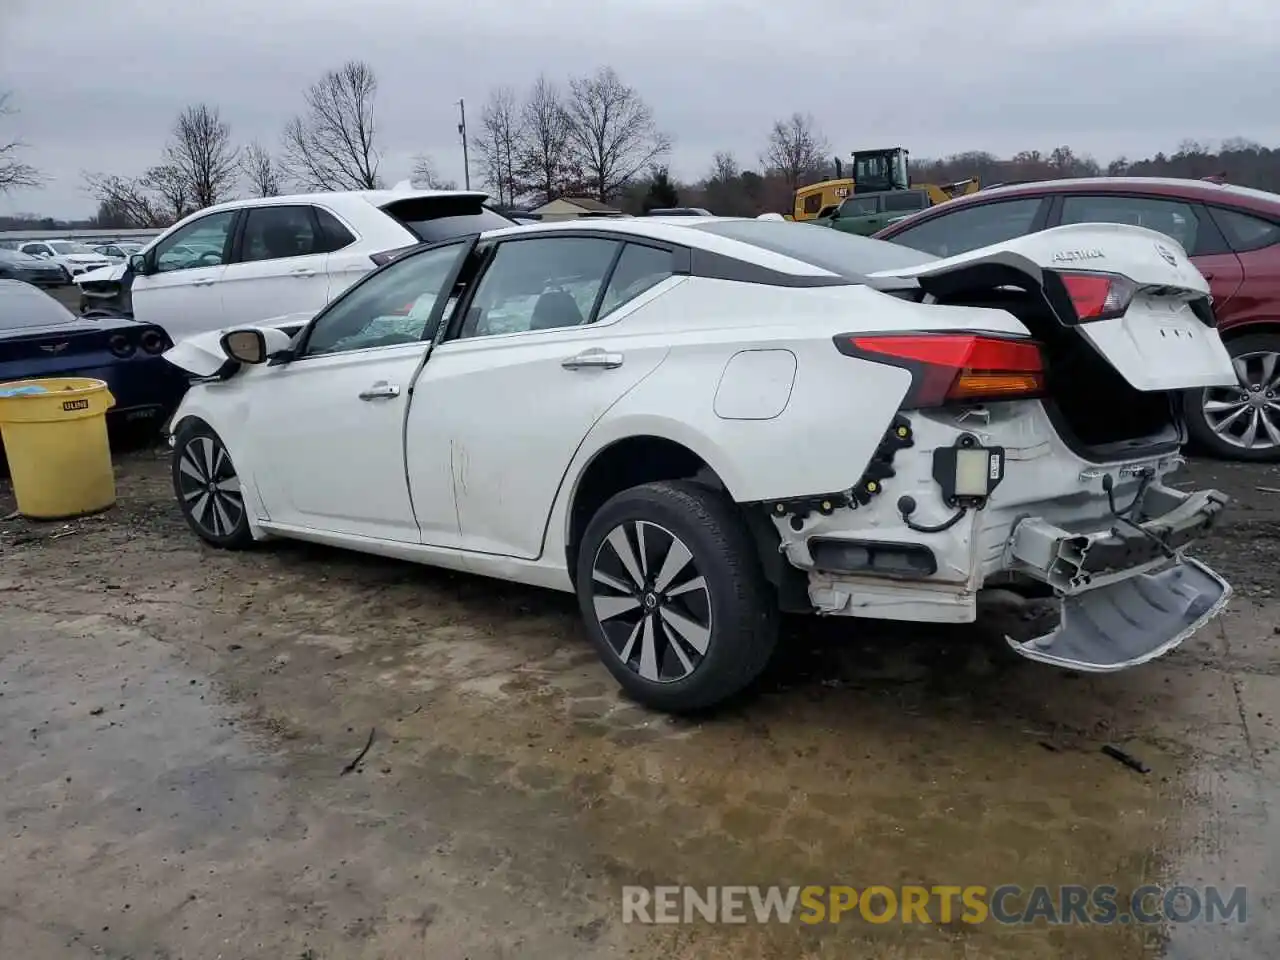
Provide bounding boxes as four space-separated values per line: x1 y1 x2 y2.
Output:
239 206 322 262
1059 195 1200 254
598 244 674 318
1209 207 1280 253
381 196 514 243
314 208 357 252
887 197 1044 257
883 191 928 213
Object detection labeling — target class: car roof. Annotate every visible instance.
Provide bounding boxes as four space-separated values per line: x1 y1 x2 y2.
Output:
879 176 1280 237
473 216 856 277
202 188 491 215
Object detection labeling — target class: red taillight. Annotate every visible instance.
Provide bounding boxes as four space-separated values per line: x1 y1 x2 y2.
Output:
839 333 1046 408
1058 271 1135 321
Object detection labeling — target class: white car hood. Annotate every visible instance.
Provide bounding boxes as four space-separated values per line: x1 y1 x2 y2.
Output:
75 263 128 285
163 312 315 377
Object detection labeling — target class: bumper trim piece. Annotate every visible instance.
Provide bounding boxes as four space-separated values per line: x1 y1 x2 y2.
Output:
1005 557 1230 672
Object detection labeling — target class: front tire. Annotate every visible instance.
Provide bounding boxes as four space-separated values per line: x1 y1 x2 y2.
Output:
575 480 779 713
1185 332 1280 462
171 420 253 549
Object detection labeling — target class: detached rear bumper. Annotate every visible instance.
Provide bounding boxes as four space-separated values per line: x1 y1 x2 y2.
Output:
1003 483 1230 671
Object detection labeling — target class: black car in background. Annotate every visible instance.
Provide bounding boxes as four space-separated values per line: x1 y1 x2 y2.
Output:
0 247 68 287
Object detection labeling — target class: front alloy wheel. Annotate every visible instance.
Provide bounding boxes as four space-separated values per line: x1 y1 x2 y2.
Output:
1186 334 1280 462
172 422 252 548
575 480 778 713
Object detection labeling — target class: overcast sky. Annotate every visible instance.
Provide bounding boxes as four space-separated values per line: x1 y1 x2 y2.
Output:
2 0 1278 218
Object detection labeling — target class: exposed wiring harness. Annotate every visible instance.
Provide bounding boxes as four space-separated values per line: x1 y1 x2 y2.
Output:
1102 469 1177 561
897 495 969 534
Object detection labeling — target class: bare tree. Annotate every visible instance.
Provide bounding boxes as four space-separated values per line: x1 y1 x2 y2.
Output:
471 86 523 206
409 154 457 189
763 113 830 190
515 75 575 205
81 172 167 227
163 104 238 209
708 151 739 184
563 68 671 202
0 92 42 192
281 61 382 190
240 140 282 197
144 164 194 222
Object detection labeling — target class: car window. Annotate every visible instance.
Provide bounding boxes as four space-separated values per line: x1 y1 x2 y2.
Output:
239 206 322 263
153 210 237 273
1059 195 1199 253
50 241 96 255
0 280 76 328
302 241 467 357
840 197 879 217
21 243 49 256
883 190 929 213
1209 207 1280 253
314 207 357 252
887 197 1044 257
598 244 674 318
458 237 621 339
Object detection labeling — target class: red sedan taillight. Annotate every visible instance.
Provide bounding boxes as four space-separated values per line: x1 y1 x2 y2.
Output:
836 333 1046 408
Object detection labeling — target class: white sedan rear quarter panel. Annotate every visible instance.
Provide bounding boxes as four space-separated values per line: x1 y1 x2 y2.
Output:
575 277 1029 504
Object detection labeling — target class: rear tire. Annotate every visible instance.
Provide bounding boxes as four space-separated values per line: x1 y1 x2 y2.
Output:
171 420 253 549
574 480 779 713
1185 332 1280 462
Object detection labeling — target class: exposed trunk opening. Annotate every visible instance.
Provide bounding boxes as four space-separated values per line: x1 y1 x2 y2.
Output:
916 265 1182 461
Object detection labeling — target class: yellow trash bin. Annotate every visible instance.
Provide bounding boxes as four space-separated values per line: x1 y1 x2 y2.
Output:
0 377 117 520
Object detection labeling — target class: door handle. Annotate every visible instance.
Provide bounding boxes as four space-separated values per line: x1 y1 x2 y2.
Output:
562 349 624 370
291 269 316 278
358 382 400 401
191 279 217 287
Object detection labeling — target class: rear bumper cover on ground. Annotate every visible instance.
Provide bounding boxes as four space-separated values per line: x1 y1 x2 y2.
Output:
1004 484 1230 671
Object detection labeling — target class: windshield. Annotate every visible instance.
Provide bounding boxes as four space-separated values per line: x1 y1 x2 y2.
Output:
687 220 936 281
0 280 76 328
49 241 98 255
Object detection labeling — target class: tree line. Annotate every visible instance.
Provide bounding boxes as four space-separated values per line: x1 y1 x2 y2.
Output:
4 70 1280 229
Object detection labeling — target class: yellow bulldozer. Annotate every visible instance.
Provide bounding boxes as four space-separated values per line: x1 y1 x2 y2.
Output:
790 147 979 229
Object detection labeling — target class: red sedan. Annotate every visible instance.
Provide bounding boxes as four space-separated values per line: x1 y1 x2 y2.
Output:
876 177 1280 461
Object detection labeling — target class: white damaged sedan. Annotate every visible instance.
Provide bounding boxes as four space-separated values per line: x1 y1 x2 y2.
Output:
163 216 1235 712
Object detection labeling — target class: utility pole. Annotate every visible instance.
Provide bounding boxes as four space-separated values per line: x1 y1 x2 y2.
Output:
457 99 470 190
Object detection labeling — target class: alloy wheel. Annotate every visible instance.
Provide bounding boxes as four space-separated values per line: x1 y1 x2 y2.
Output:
176 435 245 538
1201 350 1280 452
590 520 713 683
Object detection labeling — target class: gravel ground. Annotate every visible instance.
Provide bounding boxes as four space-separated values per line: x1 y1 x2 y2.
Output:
0 448 1277 959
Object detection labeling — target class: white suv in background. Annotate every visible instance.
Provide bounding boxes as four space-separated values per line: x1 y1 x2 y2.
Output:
75 189 514 341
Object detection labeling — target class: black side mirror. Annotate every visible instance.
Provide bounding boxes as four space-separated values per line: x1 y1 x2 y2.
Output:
128 253 150 276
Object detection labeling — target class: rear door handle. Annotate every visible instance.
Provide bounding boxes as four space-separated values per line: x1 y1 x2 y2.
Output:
191 279 217 287
562 349 624 370
358 382 400 400
291 269 317 278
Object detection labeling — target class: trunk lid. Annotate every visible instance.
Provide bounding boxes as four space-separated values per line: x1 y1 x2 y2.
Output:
870 223 1238 392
